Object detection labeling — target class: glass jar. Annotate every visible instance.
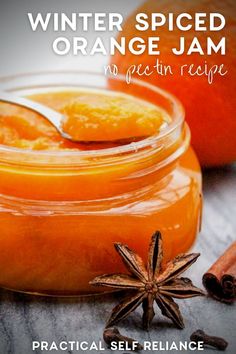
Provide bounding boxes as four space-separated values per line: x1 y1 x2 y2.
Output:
0 72 202 296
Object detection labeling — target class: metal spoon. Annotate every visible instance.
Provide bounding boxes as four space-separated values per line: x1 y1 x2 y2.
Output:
0 91 71 140
0 91 146 144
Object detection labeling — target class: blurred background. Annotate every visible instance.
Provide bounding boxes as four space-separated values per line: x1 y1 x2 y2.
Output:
0 0 143 76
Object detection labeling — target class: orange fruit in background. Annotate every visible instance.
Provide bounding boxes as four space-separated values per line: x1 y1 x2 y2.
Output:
112 0 236 167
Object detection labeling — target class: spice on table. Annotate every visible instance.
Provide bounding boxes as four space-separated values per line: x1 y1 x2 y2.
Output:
103 327 143 351
190 329 228 351
90 231 204 330
203 241 236 303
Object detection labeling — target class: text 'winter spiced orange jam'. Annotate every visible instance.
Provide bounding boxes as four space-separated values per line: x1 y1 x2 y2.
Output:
0 72 202 295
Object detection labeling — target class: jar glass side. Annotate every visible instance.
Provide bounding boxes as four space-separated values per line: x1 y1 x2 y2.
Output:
0 146 201 295
0 72 202 295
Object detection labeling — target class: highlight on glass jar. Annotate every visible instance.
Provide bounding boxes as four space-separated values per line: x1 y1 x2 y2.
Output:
0 72 202 296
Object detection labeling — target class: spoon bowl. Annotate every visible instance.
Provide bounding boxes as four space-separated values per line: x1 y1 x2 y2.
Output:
0 91 147 144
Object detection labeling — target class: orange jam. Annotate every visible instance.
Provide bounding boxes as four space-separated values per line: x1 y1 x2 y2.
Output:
0 90 170 149
0 73 202 296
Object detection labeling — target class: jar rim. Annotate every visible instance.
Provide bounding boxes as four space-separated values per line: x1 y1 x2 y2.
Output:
0 70 185 164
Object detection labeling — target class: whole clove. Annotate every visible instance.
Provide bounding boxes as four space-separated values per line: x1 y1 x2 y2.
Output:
190 329 228 351
103 327 143 352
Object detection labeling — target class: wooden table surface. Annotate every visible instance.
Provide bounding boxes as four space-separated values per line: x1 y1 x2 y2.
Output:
0 166 235 354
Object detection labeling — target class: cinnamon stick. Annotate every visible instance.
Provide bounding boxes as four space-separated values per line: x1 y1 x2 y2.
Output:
202 241 236 303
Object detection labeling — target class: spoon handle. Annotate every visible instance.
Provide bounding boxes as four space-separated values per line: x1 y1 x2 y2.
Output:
0 91 64 131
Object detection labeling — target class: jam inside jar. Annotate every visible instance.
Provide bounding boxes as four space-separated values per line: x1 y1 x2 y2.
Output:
0 72 202 296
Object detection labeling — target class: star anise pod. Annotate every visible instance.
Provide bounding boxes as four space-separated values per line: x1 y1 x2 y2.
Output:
90 231 205 330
